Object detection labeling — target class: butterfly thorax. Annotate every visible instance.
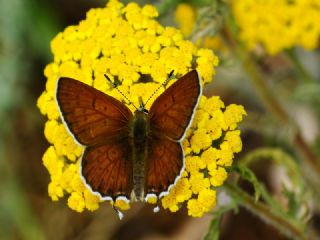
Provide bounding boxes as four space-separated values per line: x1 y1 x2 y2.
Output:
130 110 149 201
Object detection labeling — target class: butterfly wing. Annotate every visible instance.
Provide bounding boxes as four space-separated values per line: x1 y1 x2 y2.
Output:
145 70 202 198
82 138 133 200
145 135 183 198
57 78 134 201
56 77 133 146
148 70 202 141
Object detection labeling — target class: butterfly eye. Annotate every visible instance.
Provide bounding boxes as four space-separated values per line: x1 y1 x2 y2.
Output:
143 109 149 114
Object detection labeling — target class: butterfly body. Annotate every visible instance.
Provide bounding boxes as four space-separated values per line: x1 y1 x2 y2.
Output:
56 70 202 204
131 110 148 201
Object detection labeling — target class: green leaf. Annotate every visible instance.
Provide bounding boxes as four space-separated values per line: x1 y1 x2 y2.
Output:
204 215 220 240
234 165 285 215
283 186 300 219
234 166 262 201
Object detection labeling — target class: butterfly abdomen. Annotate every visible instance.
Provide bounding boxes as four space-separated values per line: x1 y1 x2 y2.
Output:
131 110 148 201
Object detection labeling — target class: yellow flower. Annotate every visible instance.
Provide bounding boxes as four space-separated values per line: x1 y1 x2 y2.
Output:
224 130 243 153
189 173 211 194
187 199 204 217
209 167 228 187
48 182 64 201
146 195 158 204
68 192 86 212
114 199 131 211
37 0 246 218
42 146 64 177
217 146 234 167
187 189 216 217
190 129 212 154
175 3 196 37
224 104 247 130
233 0 320 54
201 96 225 116
84 189 100 211
185 156 206 175
198 189 216 212
162 194 180 212
201 147 219 167
206 110 226 140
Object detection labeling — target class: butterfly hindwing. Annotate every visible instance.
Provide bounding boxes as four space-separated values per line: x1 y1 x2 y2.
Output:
145 135 183 197
148 70 202 141
81 138 133 200
56 78 133 146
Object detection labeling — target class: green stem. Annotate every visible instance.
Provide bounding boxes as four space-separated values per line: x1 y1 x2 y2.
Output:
224 183 311 240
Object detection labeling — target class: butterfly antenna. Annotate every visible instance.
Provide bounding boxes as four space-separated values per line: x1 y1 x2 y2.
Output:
144 70 174 106
104 74 138 111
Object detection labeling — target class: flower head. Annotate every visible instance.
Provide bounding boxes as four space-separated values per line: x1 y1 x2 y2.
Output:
232 0 320 54
37 0 245 217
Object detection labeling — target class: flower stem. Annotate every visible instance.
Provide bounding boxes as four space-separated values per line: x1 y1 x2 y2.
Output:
224 183 312 240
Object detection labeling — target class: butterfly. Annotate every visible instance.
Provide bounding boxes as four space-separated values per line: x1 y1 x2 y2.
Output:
56 70 202 211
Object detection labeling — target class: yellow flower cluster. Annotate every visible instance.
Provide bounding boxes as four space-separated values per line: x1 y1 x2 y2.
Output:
37 0 246 217
232 0 320 54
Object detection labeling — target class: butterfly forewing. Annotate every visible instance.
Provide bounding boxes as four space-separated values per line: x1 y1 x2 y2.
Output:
56 78 133 146
82 139 133 199
149 70 201 141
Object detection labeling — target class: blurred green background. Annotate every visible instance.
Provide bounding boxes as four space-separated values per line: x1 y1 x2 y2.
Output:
1 0 320 239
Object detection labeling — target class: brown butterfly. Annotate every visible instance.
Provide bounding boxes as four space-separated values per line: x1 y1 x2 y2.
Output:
56 70 202 209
